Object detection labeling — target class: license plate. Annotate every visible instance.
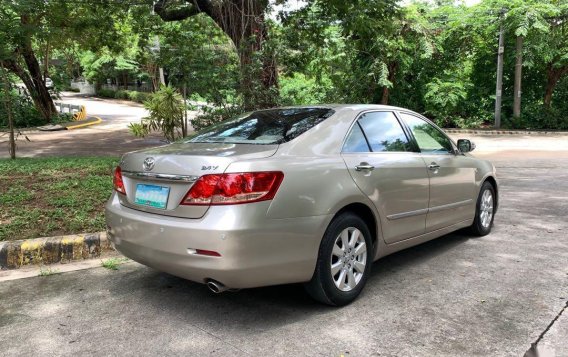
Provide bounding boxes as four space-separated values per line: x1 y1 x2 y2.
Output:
134 184 170 209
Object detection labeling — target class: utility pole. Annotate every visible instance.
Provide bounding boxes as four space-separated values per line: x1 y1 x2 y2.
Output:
513 35 523 119
494 9 506 129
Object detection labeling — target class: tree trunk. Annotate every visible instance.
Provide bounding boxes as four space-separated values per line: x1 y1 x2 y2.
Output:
380 62 398 105
2 59 55 122
544 64 568 108
513 36 523 118
380 86 390 105
20 41 57 121
44 40 50 77
154 0 278 110
1 63 16 159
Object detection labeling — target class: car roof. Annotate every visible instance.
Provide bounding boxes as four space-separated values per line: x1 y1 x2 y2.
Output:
256 104 416 113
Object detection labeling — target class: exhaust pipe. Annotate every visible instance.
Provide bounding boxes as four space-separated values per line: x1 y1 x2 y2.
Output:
206 280 228 294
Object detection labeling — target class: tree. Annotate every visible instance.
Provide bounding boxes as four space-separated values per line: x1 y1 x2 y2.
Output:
153 0 277 109
0 0 132 122
538 8 568 108
0 2 56 121
279 0 435 105
157 15 239 106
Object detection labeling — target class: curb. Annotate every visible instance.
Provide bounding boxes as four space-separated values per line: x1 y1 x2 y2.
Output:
0 232 112 270
444 128 568 135
37 116 103 131
64 116 103 130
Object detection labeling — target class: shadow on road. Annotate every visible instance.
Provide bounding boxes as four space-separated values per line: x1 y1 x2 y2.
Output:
103 230 472 332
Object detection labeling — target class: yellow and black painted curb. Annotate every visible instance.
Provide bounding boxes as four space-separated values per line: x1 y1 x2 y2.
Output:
37 116 103 131
0 232 112 270
63 116 102 130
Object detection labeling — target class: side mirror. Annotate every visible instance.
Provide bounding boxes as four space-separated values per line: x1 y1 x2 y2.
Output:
457 139 476 153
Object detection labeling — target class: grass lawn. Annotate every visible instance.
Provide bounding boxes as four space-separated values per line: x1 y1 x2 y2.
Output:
0 157 118 241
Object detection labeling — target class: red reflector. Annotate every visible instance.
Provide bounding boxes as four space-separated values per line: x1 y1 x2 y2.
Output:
195 249 221 257
113 166 126 195
181 171 284 206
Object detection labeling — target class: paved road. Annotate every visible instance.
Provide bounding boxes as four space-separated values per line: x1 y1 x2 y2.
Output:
0 93 166 158
1 152 567 356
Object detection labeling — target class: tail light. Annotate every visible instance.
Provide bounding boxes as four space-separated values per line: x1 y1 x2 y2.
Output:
181 171 284 206
113 166 126 195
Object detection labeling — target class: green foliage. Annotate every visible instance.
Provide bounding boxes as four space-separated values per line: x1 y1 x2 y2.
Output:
0 0 134 119
276 0 568 129
3 0 568 130
424 78 469 127
129 86 185 141
97 88 152 104
0 89 43 128
101 257 129 270
158 15 240 107
38 267 60 276
190 105 244 132
279 73 329 105
97 88 116 99
115 90 129 100
128 91 152 103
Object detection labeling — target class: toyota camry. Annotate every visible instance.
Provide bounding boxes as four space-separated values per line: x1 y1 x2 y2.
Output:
105 105 498 306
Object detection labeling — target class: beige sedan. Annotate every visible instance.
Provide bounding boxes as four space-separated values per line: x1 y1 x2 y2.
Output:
105 105 498 305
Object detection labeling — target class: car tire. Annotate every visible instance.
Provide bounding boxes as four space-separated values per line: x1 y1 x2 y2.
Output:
469 181 496 236
304 212 373 306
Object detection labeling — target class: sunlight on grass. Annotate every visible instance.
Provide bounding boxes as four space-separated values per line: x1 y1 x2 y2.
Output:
101 257 129 270
0 157 119 241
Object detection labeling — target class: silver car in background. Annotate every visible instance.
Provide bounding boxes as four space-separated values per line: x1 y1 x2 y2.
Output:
105 105 498 306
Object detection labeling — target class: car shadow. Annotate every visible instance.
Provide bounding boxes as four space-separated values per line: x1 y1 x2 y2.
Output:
107 230 473 332
369 230 472 279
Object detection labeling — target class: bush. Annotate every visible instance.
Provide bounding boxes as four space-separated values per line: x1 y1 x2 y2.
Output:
137 92 152 103
52 113 75 124
128 86 185 141
114 90 129 100
127 90 139 101
97 88 116 98
127 90 152 103
97 88 151 103
503 104 568 130
0 89 44 128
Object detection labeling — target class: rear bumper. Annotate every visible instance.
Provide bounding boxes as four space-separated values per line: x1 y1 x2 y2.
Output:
105 193 331 289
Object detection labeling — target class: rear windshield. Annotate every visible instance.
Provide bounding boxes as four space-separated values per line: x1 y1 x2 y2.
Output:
184 107 335 145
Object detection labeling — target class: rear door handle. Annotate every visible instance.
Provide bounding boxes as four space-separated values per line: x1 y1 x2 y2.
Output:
355 163 375 171
428 162 440 171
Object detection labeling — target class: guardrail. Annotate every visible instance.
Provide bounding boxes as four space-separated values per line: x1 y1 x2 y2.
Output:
55 102 87 121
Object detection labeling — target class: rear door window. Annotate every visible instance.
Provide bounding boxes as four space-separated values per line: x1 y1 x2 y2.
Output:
357 111 411 152
343 123 371 152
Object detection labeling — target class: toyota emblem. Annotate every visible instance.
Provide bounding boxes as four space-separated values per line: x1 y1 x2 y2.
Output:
143 157 155 171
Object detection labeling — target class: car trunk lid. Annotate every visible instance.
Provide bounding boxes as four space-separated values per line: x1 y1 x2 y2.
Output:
117 142 278 218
